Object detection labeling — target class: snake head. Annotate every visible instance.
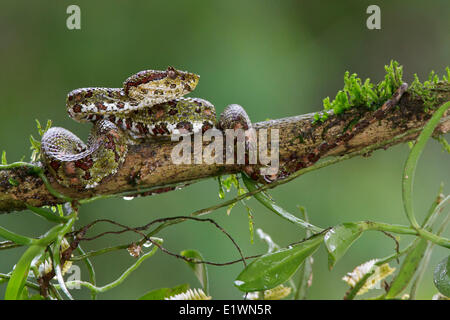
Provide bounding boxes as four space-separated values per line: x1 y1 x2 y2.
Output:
165 66 200 94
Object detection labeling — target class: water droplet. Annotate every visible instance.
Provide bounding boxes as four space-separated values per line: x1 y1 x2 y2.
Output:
123 196 134 201
143 241 153 247
234 280 245 287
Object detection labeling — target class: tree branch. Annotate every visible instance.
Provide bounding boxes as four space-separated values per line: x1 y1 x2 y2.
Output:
0 83 449 213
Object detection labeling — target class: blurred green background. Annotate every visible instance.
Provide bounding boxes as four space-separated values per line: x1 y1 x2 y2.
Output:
0 0 449 299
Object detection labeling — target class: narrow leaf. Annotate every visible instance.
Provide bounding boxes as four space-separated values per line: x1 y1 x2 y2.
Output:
217 176 225 199
1 151 6 165
0 226 34 246
5 245 44 300
25 204 69 223
385 237 428 299
433 255 450 297
324 222 364 269
235 235 323 292
245 206 254 244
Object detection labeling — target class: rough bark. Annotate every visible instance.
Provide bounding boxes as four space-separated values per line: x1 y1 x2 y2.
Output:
0 84 449 213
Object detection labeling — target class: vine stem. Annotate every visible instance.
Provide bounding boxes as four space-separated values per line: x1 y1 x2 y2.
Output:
0 273 41 292
361 221 450 249
402 101 450 229
75 245 97 299
375 187 447 266
409 214 450 299
70 244 130 261
57 240 161 294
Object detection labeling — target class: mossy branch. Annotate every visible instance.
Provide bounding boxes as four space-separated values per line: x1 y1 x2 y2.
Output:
0 61 450 213
0 80 449 213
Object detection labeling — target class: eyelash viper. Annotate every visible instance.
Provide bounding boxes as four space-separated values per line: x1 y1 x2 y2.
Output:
41 66 252 189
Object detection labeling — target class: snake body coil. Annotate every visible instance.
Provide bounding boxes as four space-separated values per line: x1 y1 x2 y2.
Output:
41 66 252 188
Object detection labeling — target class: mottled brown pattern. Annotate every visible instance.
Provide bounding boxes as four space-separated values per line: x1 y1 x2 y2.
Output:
124 70 167 95
49 160 60 171
176 121 193 132
42 67 251 189
72 104 82 113
75 157 93 171
96 102 107 111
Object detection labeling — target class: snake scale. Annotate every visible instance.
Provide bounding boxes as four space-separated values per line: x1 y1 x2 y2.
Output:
41 66 252 189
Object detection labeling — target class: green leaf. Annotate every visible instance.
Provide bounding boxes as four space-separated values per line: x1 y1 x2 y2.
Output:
234 235 323 292
139 284 190 300
180 249 209 295
324 222 364 270
434 255 450 297
20 286 30 300
245 205 254 244
220 174 240 193
402 101 450 228
241 173 323 233
1 151 7 165
5 244 45 300
217 176 225 199
29 135 40 149
435 135 450 154
0 226 34 245
25 204 69 223
4 222 70 300
385 237 428 299
35 119 52 137
8 178 19 186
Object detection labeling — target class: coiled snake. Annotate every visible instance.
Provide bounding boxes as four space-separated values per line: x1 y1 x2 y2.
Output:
41 66 408 189
41 66 252 188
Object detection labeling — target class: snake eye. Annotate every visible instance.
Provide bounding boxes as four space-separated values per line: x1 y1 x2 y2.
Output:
167 66 177 79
